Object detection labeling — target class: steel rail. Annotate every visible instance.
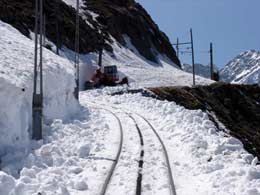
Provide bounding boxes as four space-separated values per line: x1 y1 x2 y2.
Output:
127 114 144 195
88 102 177 195
134 113 177 195
88 106 124 195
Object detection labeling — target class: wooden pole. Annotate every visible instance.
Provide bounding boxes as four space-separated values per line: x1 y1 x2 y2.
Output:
40 0 43 96
210 42 214 80
190 28 195 86
33 0 39 95
43 14 46 45
98 35 104 67
98 48 103 67
176 38 179 58
55 0 60 55
74 0 80 99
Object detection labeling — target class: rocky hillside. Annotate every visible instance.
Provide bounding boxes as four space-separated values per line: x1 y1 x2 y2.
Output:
0 0 180 66
150 83 260 159
220 50 260 85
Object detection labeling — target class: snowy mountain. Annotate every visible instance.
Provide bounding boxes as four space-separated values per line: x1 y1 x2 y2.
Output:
220 50 260 85
182 63 218 79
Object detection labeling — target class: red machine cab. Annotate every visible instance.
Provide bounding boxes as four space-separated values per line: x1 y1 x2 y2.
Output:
103 65 119 81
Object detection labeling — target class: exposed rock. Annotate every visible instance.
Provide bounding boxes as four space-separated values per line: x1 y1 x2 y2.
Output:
0 0 111 53
150 83 260 159
85 0 180 65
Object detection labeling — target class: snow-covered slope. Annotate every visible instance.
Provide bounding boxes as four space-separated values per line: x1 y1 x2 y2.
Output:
220 50 260 85
100 38 214 88
0 20 79 162
182 63 218 79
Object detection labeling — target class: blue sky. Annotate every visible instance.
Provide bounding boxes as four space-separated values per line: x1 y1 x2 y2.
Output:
136 0 260 68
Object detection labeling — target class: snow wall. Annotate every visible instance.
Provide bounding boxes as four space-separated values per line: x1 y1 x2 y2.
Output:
0 21 80 157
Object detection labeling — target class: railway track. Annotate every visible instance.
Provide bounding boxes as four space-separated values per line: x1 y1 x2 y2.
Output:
88 103 176 195
127 114 145 195
92 107 124 195
133 113 177 195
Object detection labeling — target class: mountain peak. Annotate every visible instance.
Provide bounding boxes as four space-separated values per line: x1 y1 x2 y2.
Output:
220 50 260 85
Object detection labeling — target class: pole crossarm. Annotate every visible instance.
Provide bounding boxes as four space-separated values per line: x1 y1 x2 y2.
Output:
172 42 191 46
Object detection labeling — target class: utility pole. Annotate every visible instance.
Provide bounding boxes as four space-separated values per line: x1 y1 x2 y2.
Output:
32 0 44 140
172 36 192 71
190 28 195 86
42 0 46 46
74 0 80 100
98 48 103 67
98 35 104 67
55 0 60 55
176 38 179 58
210 42 214 80
43 14 46 45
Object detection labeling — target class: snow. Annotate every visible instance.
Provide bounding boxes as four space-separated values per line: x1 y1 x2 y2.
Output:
0 20 79 174
80 88 260 195
0 105 123 195
3 85 256 194
62 0 84 11
67 35 214 90
220 50 260 85
0 172 15 195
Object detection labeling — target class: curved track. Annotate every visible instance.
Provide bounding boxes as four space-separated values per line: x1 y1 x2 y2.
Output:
133 113 177 195
92 107 124 195
89 103 176 195
127 114 145 195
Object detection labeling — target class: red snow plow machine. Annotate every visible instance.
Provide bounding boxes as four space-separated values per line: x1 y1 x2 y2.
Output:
84 65 129 90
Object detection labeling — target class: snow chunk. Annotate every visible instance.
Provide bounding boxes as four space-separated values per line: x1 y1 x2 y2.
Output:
78 144 91 158
74 180 88 191
0 171 15 194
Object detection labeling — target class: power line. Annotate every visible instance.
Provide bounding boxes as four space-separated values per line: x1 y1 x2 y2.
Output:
172 29 196 85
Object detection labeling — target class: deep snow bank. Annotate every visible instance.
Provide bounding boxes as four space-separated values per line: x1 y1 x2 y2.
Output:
0 21 79 161
150 84 260 159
